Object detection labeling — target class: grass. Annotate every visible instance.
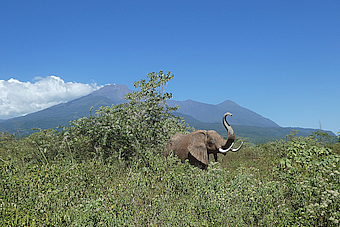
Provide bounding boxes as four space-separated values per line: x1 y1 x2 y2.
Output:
1 134 340 226
0 159 283 226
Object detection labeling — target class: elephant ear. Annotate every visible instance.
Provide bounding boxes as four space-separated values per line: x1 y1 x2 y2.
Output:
188 131 209 165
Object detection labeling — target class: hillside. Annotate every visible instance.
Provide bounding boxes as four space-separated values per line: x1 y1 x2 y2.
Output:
0 84 335 142
168 99 279 127
175 112 336 143
0 84 132 134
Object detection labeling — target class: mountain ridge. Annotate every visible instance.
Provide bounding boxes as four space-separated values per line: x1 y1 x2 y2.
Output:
168 99 279 127
0 84 335 142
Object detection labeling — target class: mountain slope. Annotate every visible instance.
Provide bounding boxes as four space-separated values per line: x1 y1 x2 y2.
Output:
175 112 336 143
168 99 279 127
0 84 334 143
87 84 132 103
0 84 132 133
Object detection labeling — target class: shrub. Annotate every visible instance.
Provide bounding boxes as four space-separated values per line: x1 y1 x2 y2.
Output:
274 132 340 226
2 71 340 226
62 71 190 163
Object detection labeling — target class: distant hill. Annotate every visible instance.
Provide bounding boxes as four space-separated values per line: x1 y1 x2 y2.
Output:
0 84 132 134
168 99 279 127
87 84 132 104
0 84 335 143
174 112 336 143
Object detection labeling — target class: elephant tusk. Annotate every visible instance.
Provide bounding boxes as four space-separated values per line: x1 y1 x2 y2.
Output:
230 141 243 152
219 141 244 153
219 142 234 153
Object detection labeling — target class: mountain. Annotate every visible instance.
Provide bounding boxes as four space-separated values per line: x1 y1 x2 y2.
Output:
0 84 335 143
168 99 279 127
87 84 132 104
174 112 336 143
0 84 132 134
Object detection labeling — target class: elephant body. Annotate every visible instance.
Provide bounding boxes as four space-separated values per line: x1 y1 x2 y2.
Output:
165 113 243 170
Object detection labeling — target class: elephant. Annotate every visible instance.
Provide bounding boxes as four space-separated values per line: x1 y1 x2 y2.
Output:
164 112 243 170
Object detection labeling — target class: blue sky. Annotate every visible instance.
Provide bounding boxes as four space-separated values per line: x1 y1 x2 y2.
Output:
0 0 339 134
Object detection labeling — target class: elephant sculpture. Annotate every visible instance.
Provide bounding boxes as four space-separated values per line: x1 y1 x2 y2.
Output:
165 112 243 170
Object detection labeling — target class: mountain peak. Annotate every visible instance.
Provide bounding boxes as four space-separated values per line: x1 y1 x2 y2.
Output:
1 84 280 134
218 100 237 105
88 84 133 104
168 99 279 127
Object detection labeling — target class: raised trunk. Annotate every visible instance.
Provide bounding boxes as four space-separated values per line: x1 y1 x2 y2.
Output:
219 112 243 153
223 112 235 141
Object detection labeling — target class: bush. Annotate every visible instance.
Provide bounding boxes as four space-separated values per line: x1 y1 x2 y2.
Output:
0 152 288 226
2 129 340 226
1 71 340 226
50 71 189 163
274 132 340 225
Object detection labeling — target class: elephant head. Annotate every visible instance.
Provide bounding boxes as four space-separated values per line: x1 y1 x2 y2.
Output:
165 112 243 169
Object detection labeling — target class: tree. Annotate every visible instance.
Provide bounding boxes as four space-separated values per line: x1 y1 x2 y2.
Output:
311 131 334 144
64 71 190 162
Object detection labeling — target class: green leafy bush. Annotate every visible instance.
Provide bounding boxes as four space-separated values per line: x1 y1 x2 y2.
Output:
62 71 189 163
1 71 340 226
274 133 340 225
16 71 189 164
0 152 289 226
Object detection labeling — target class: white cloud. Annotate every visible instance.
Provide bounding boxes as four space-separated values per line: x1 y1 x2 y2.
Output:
0 76 101 119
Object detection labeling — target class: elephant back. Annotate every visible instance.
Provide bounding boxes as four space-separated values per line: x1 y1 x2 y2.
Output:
165 133 186 157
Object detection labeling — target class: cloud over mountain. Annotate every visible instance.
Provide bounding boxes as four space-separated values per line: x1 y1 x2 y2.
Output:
0 76 101 119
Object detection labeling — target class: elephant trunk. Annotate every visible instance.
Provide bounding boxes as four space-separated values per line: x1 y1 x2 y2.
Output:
223 112 235 142
219 112 243 153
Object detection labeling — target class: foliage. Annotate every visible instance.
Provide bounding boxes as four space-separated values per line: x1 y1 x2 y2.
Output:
0 149 286 226
2 128 340 226
1 71 340 226
220 138 278 179
60 71 189 163
273 133 340 225
310 130 335 144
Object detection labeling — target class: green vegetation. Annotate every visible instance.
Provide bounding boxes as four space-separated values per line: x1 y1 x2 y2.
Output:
1 71 340 226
